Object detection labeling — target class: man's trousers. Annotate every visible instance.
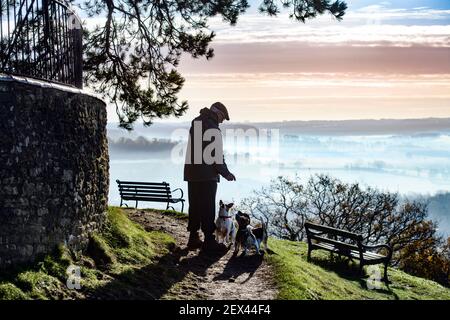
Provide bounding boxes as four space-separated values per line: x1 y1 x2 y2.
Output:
187 180 218 240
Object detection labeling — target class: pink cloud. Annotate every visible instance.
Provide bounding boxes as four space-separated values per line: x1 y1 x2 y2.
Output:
180 42 450 75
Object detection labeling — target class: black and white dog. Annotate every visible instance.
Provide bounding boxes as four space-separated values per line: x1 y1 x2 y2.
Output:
215 200 237 246
234 211 268 256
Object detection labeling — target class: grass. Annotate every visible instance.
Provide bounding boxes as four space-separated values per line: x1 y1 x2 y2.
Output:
266 238 450 300
0 206 175 300
149 208 189 220
1 207 449 300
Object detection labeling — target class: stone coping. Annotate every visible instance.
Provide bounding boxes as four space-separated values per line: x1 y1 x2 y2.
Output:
0 73 104 103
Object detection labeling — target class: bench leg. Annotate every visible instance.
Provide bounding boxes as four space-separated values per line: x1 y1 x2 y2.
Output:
135 200 138 209
181 202 184 213
383 262 390 283
359 262 365 276
307 246 312 261
120 199 123 207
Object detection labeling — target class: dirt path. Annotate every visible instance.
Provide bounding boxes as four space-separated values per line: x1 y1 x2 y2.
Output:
128 209 278 300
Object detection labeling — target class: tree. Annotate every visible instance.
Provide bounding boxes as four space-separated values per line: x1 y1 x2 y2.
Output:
241 174 439 266
79 0 347 129
240 175 308 241
396 221 449 286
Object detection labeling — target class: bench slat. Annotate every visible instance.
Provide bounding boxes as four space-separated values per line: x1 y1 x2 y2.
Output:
120 193 171 199
305 222 363 241
314 242 386 261
121 196 172 202
119 189 170 194
118 185 168 188
121 197 182 204
117 180 168 186
315 242 386 258
310 234 361 251
119 187 169 191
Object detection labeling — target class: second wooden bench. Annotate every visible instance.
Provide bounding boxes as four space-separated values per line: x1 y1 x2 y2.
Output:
305 221 393 282
116 180 185 212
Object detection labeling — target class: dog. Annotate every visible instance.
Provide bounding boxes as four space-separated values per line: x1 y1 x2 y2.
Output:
234 211 268 256
215 200 237 246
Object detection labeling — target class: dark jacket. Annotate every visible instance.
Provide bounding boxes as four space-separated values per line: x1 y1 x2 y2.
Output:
184 108 231 182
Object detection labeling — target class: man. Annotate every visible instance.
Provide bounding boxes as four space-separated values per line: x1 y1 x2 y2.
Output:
184 102 236 253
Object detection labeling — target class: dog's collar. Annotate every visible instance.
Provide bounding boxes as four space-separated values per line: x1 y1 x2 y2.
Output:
219 216 232 219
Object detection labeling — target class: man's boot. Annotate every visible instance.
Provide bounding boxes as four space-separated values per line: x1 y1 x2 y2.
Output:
187 231 203 250
202 235 228 254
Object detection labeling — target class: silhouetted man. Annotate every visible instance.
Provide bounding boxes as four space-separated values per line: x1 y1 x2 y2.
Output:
184 102 236 253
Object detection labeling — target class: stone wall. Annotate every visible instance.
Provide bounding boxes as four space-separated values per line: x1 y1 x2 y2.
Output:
0 76 109 267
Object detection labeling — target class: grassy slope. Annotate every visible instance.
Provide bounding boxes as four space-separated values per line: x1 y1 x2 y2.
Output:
0 207 449 300
267 238 450 300
0 207 176 300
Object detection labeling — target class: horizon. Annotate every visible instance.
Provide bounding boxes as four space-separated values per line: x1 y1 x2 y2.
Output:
106 116 450 126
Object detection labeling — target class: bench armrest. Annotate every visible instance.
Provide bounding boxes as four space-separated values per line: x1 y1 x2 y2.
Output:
171 188 184 200
363 243 393 258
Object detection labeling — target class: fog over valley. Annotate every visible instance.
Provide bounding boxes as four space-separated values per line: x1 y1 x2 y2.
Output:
107 118 450 236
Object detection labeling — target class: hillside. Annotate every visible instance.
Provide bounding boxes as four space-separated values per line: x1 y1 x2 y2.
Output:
0 207 449 300
267 239 450 300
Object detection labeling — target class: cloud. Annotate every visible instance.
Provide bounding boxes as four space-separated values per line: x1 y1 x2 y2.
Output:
79 5 450 48
180 43 450 74
348 5 450 21
173 71 450 122
212 24 450 47
205 6 450 47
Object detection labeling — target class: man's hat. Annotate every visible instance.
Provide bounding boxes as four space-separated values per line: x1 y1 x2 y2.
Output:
210 102 230 121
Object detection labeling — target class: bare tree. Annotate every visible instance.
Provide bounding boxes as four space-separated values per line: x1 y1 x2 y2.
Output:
241 174 437 266
240 175 308 241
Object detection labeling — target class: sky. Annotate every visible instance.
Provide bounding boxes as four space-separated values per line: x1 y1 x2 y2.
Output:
103 0 450 123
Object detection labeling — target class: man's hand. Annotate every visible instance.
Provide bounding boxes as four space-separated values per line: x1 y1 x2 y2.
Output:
225 173 236 181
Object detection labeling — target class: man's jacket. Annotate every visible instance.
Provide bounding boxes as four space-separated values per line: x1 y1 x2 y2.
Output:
184 108 231 182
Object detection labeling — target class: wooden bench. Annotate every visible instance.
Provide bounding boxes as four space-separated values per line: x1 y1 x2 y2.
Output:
116 180 185 212
304 221 393 282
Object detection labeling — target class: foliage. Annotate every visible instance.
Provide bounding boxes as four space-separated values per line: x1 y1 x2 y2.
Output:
0 207 175 299
240 175 306 241
80 0 347 129
399 231 450 287
0 283 28 300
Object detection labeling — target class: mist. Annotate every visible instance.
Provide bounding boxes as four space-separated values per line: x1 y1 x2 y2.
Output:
107 119 450 236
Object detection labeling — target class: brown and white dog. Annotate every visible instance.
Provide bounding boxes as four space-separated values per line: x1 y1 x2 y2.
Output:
215 200 237 246
234 211 268 256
